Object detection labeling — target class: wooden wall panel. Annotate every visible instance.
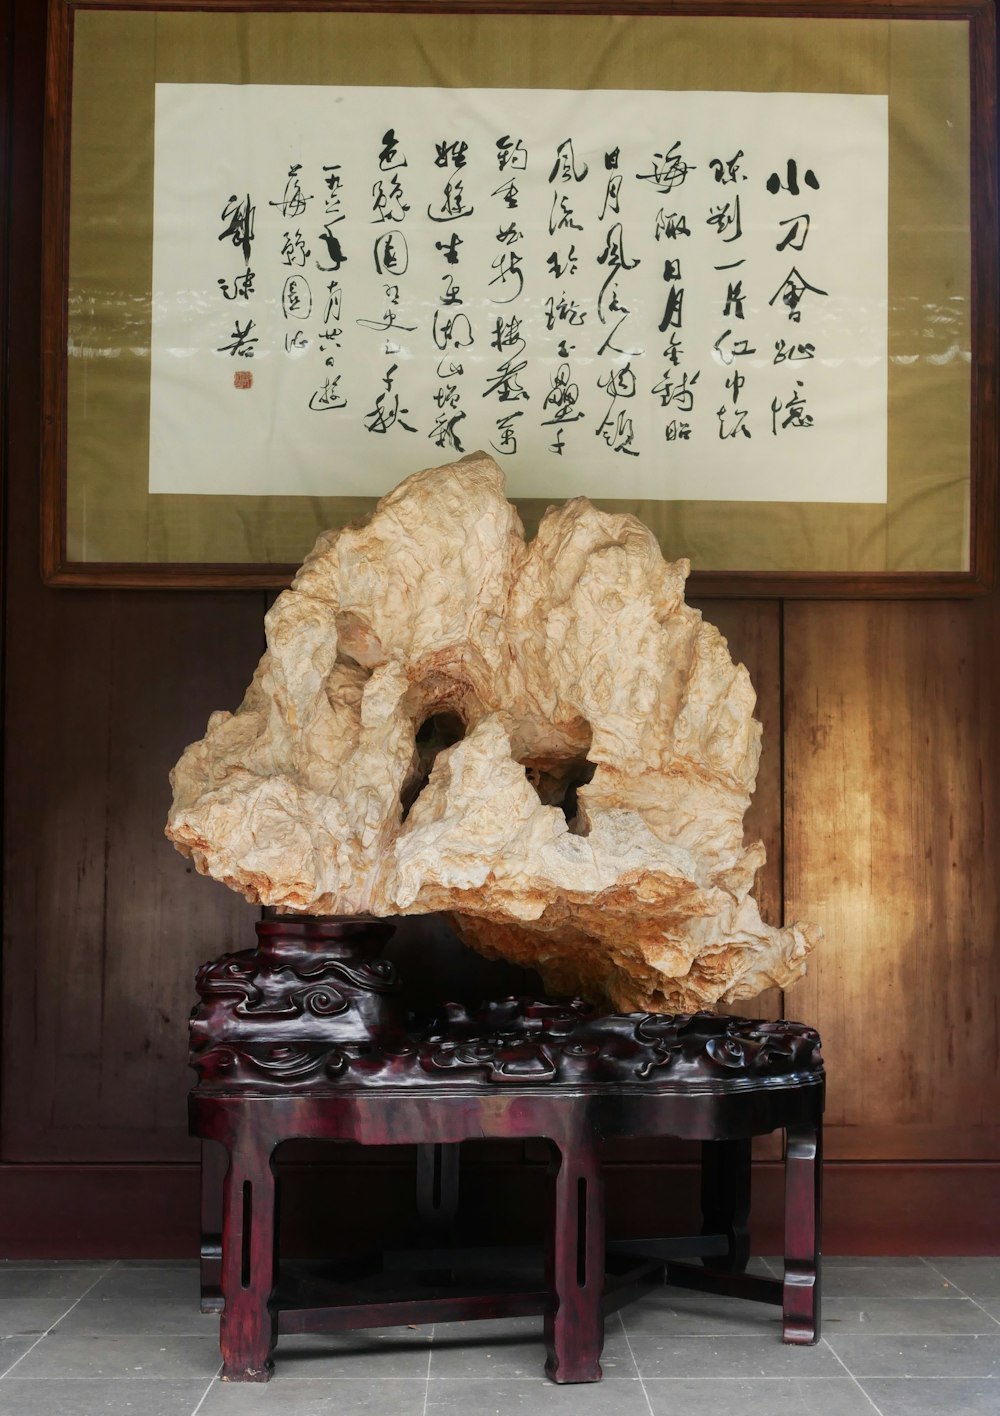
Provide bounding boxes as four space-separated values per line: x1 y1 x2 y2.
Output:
693 598 784 1077
5 1158 998 1261
1 585 266 1161
784 597 1000 1161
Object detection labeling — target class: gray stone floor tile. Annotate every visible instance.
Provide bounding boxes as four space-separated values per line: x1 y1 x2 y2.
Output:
622 1286 782 1336
201 1379 429 1415
0 1298 88 1336
12 1332 222 1380
765 1256 934 1278
860 1377 1000 1415
2 1254 999 1414
923 1258 1000 1298
116 1260 200 1270
55 1266 218 1336
822 1297 998 1335
644 1377 878 1415
715 1257 773 1277
0 1268 106 1301
776 1256 926 1269
274 1325 432 1379
828 1332 1000 1378
428 1314 635 1379
0 1378 211 1415
821 1266 961 1299
0 1260 115 1270
425 1377 652 1414
626 1333 842 1380
0 1337 36 1375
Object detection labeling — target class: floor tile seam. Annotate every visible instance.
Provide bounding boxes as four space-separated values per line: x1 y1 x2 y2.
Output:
162 1374 866 1383
820 1259 934 1266
1 1373 432 1383
425 1375 643 1383
616 1309 656 1416
627 1329 994 1339
824 1374 1000 1380
6 1372 982 1384
0 1263 118 1272
826 1297 985 1305
826 1334 1000 1348
815 1319 997 1331
420 1322 435 1416
820 1335 889 1416
426 1373 845 1381
918 1256 978 1298
624 1328 789 1336
0 1268 110 1382
636 1375 882 1383
854 1375 1000 1384
189 1360 223 1416
642 1295 974 1304
824 1293 970 1300
919 1257 1000 1324
625 1335 834 1343
48 1326 982 1349
6 1374 234 1382
47 1329 223 1337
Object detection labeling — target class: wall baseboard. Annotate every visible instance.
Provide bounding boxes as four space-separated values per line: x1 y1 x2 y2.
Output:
1 1160 996 1258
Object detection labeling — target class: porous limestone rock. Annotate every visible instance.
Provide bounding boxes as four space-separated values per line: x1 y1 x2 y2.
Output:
166 452 821 1012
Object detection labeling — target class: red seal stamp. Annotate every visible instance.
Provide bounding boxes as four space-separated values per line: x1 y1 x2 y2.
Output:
233 370 253 390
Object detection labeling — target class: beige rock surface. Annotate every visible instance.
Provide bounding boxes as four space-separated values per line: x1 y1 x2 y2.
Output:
166 452 820 1011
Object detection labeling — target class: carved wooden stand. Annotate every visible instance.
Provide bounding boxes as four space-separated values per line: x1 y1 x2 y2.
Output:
189 918 824 1384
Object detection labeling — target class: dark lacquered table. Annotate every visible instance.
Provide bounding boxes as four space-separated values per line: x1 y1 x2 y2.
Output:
189 918 824 1384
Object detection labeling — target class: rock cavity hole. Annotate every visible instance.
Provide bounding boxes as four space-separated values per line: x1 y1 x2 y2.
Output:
400 711 466 823
521 756 597 837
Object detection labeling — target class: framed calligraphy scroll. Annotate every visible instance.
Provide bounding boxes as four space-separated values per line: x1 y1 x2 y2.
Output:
41 0 998 594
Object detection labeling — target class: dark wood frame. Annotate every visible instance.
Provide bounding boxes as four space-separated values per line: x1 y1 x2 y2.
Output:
40 0 999 595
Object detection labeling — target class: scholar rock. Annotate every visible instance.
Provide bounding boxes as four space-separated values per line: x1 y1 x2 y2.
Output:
167 452 820 1012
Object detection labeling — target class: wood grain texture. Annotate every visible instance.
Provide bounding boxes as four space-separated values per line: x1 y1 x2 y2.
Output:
1 587 266 1161
784 595 1000 1161
695 600 784 1058
3 1159 999 1260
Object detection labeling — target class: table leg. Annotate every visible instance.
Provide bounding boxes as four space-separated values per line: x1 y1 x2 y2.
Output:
544 1131 605 1384
782 1122 822 1344
200 1140 227 1314
219 1139 278 1380
701 1137 751 1273
415 1142 460 1240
